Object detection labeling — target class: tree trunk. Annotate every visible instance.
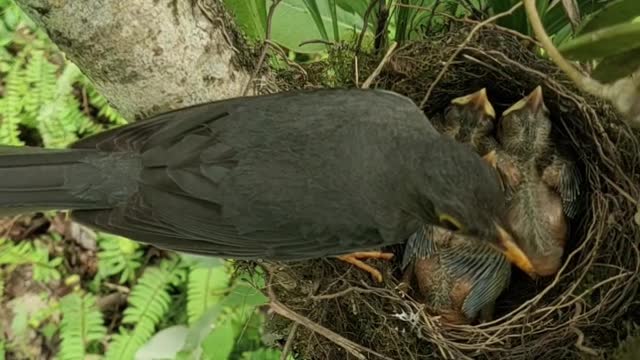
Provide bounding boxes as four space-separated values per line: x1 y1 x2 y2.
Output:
15 0 256 121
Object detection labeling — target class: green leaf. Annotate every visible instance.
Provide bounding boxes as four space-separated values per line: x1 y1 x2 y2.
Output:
328 0 339 42
491 0 528 34
576 0 640 36
592 47 640 83
559 21 640 60
241 348 288 360
105 260 181 360
187 264 230 324
179 283 267 357
58 293 107 360
270 0 368 53
302 0 330 41
135 325 189 360
223 0 267 40
97 233 143 284
200 320 236 360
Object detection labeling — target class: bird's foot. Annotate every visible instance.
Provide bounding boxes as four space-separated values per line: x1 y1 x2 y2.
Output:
337 251 394 283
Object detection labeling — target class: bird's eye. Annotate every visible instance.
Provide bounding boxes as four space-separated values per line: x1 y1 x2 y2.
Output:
438 214 463 232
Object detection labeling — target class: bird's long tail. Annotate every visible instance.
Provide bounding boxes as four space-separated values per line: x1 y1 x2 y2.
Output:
0 145 140 216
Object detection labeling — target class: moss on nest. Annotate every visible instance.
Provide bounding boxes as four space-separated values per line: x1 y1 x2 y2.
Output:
244 22 640 360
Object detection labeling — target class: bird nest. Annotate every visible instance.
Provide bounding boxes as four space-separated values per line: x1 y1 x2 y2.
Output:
245 22 640 360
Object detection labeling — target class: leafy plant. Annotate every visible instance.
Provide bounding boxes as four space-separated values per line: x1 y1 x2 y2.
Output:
0 238 62 283
58 292 107 360
96 234 144 284
558 0 640 83
105 258 184 360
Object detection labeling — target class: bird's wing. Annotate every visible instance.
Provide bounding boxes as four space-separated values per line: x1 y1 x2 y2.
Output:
401 225 436 270
71 89 410 260
439 243 510 319
541 151 582 218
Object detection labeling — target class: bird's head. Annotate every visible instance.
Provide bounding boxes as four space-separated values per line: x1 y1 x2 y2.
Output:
409 136 535 275
442 88 496 148
497 86 552 158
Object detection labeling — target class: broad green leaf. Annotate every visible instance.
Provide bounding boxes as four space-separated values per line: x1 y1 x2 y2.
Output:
179 283 267 356
201 320 235 360
302 0 330 41
328 0 339 42
491 0 528 34
135 326 189 360
269 0 368 53
544 0 605 44
559 21 640 60
223 0 267 40
576 0 640 36
592 47 640 83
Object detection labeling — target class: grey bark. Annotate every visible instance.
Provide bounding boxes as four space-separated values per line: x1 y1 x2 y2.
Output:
15 0 256 121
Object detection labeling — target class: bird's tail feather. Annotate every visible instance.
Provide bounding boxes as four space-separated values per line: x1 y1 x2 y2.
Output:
0 145 127 216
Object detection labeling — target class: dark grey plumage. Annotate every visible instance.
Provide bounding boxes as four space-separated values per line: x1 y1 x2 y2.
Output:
0 89 508 261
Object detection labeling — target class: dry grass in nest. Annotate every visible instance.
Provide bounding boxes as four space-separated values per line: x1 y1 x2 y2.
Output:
248 22 640 360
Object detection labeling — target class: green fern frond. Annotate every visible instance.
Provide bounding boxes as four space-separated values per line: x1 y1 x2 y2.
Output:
105 259 182 360
0 56 28 145
35 62 98 148
84 85 128 125
58 292 107 360
187 265 230 324
23 49 57 127
0 238 61 282
96 234 143 284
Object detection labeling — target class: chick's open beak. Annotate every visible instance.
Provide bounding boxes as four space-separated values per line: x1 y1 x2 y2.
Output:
494 223 535 275
503 86 546 116
451 88 496 119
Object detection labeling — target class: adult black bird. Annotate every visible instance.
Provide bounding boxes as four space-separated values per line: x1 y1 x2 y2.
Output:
0 89 534 280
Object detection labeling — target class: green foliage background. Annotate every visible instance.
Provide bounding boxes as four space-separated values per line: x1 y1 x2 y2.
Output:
1 0 639 359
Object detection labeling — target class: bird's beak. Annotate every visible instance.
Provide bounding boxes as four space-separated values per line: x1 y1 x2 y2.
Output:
503 86 546 116
451 88 496 119
494 223 536 275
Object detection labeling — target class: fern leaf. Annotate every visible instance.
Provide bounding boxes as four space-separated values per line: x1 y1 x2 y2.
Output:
96 234 143 284
105 259 181 360
84 85 128 125
0 57 27 145
23 49 57 127
36 63 93 148
0 239 61 282
187 264 230 324
58 292 107 360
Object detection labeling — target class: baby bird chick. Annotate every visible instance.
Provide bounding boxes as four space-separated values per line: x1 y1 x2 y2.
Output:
494 86 580 276
401 225 511 324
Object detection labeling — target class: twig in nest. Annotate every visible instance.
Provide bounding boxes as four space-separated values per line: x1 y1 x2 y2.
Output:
299 39 335 47
266 40 308 79
281 323 298 360
242 0 282 96
267 285 392 360
419 1 523 108
362 42 398 89
571 302 600 356
310 285 377 300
